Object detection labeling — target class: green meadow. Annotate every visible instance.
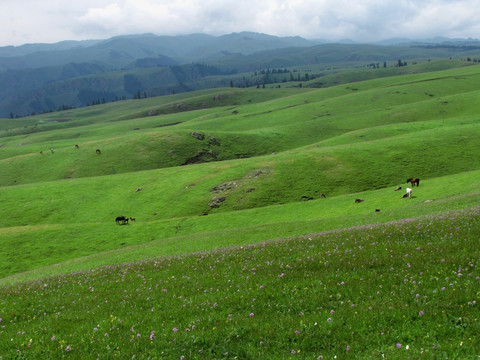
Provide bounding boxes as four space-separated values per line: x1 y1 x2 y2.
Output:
0 60 479 358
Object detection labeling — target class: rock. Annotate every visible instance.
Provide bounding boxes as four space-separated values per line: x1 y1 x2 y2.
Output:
210 181 237 193
191 132 205 140
209 196 226 208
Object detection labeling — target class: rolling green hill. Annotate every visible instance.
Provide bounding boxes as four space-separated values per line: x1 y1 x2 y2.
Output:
1 60 479 358
0 60 479 281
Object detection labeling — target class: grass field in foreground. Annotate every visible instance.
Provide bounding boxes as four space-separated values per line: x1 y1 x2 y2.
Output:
0 207 478 358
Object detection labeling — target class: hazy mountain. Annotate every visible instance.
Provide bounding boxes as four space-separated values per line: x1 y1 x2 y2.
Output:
0 32 315 71
1 32 480 118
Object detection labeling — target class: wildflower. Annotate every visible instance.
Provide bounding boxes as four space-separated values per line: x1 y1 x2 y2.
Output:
65 345 71 351
249 313 255 317
396 343 402 349
327 318 332 322
173 328 178 332
150 331 155 341
419 311 424 316
291 350 296 354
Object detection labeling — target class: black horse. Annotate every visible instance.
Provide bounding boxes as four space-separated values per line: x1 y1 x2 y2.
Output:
407 178 420 187
115 216 128 225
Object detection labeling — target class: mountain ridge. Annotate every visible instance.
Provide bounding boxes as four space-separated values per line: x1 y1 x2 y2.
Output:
1 32 480 118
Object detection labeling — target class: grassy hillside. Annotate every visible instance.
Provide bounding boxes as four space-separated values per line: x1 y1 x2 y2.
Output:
0 61 479 358
1 207 479 358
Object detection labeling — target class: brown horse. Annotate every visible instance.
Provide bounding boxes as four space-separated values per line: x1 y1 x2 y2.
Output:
407 178 420 187
355 198 364 203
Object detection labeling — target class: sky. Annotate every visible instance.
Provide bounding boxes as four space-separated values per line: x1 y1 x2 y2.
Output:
1 0 480 47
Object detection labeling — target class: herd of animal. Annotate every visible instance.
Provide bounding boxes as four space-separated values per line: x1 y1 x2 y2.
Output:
400 177 420 198
40 144 102 155
353 177 420 212
117 177 420 223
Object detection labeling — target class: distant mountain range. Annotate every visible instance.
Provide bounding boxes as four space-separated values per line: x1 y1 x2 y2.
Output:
1 32 479 118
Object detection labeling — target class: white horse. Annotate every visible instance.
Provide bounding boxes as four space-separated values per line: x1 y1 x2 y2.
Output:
404 187 412 198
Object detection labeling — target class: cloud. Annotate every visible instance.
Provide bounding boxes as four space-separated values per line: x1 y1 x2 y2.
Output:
1 0 480 46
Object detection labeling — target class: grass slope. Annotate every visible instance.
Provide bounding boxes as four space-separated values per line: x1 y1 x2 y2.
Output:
0 63 479 280
0 61 479 357
0 208 479 358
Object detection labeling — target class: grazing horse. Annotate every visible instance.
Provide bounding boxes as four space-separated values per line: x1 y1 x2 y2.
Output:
320 193 326 198
115 216 128 225
96 149 101 155
355 198 364 203
129 217 136 222
75 144 80 149
407 178 420 187
394 186 402 191
375 209 381 212
403 187 412 198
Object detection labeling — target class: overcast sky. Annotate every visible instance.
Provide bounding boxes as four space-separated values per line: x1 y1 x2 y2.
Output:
1 0 480 46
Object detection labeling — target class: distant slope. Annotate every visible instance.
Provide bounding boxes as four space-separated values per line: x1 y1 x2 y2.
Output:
1 64 479 189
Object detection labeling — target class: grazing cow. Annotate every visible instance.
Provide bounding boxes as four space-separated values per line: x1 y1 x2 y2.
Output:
96 149 102 155
355 198 364 203
50 148 54 154
320 193 326 198
403 187 412 198
75 144 80 149
129 217 136 222
407 178 420 187
394 186 402 191
375 209 381 212
40 150 43 154
134 187 143 193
